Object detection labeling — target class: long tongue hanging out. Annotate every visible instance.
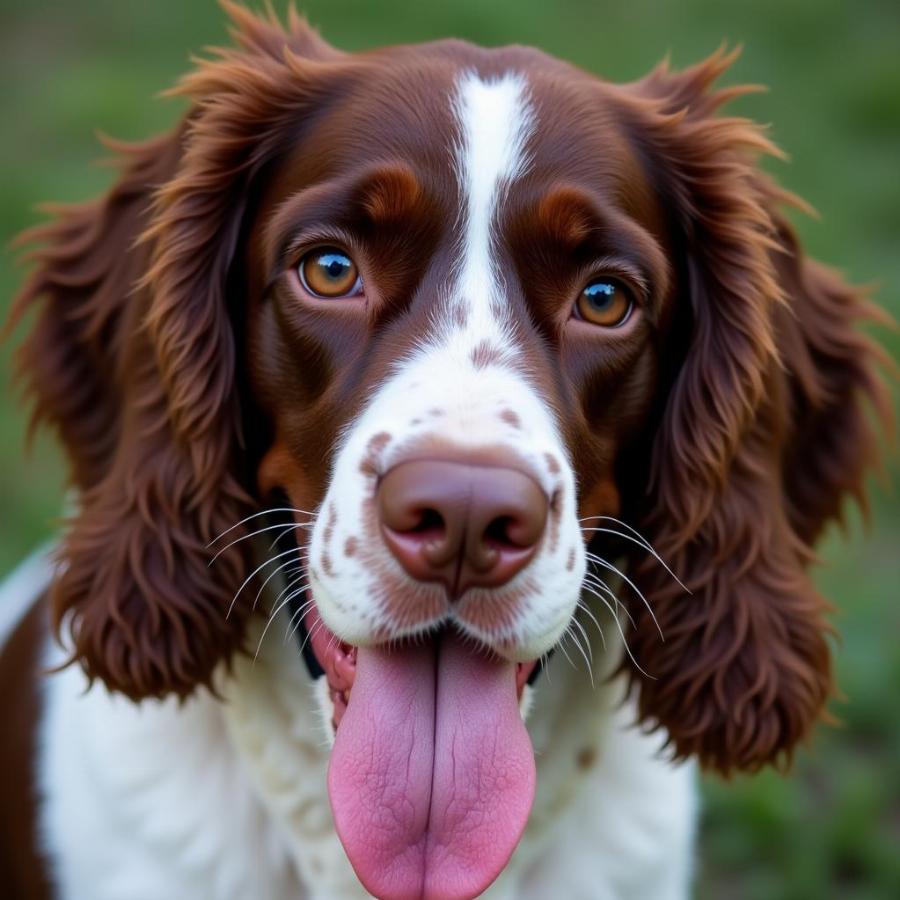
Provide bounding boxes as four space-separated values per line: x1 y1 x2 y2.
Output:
327 630 536 900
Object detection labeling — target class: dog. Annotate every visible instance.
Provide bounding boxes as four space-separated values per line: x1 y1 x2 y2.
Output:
0 4 888 898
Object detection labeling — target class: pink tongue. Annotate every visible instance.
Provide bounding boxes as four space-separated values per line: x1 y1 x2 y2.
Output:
327 631 535 900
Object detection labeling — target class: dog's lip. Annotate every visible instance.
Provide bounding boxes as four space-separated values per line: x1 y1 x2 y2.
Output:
301 597 539 731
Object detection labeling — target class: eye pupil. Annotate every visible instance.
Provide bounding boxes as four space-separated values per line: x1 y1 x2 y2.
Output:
298 247 361 298
585 282 615 307
322 255 348 279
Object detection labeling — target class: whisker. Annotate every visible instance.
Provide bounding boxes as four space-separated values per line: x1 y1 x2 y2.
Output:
582 573 637 630
562 626 594 689
282 591 314 642
266 521 310 552
249 553 309 615
270 565 307 605
570 614 594 664
580 584 655 680
579 513 659 551
581 520 689 593
556 633 577 672
571 624 596 689
209 521 308 566
299 618 328 660
324 630 340 657
226 546 301 620
285 594 318 644
576 599 606 651
253 594 299 662
581 583 620 628
538 652 552 685
586 553 664 642
207 507 317 546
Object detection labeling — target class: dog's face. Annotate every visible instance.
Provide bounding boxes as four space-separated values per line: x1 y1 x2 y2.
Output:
247 55 664 656
13 7 886 900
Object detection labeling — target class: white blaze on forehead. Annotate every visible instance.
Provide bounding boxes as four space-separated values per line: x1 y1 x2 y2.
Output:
308 70 585 655
453 71 534 339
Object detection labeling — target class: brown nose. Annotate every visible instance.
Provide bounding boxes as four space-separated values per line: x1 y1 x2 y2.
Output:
377 458 548 597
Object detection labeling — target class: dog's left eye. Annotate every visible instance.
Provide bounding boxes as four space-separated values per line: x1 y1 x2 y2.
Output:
298 247 362 298
575 278 634 327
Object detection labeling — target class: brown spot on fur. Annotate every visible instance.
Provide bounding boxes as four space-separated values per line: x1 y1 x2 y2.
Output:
566 547 576 571
321 551 334 577
544 453 561 475
577 746 597 770
360 431 392 476
470 340 505 370
547 490 562 554
344 536 358 557
368 432 392 454
499 409 521 429
323 503 337 545
451 305 468 329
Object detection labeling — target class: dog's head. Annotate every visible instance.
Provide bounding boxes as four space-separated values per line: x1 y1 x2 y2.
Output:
12 5 887 898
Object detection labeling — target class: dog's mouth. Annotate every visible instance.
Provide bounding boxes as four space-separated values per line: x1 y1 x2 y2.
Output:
300 599 539 900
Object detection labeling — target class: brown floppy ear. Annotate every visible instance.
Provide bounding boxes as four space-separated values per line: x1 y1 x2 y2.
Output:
9 6 338 699
618 50 890 773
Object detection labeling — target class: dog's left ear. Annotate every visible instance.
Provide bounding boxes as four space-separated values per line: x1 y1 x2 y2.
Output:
616 49 890 773
10 6 339 699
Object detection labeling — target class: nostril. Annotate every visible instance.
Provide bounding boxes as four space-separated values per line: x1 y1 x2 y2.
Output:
408 507 445 540
484 505 546 551
483 515 519 549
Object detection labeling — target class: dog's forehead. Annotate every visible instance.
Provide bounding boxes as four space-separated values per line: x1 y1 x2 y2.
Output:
279 41 642 208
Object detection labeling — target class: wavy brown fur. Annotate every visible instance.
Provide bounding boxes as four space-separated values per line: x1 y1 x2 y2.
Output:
619 50 891 774
7 4 339 699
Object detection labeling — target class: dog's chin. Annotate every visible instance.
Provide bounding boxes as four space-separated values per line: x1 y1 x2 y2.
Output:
300 592 542 900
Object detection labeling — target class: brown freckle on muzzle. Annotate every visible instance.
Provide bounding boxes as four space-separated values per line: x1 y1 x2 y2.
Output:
499 409 521 429
359 431 393 476
544 453 561 475
547 490 563 554
344 536 358 557
321 551 334 577
566 547 576 571
577 747 597 770
323 503 337 545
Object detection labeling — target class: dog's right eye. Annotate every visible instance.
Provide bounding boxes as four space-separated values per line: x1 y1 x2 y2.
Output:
298 247 363 298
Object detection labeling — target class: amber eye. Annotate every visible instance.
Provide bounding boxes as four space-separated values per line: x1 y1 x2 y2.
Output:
576 278 634 327
298 247 361 298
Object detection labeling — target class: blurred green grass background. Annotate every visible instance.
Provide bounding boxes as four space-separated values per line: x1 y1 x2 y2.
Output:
0 1 897 897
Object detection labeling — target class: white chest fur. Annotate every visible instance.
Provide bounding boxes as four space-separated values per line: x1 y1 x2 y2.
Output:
38 597 696 900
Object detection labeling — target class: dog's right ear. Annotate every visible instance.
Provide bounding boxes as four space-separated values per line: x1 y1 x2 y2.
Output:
8 3 341 700
10 132 186 491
